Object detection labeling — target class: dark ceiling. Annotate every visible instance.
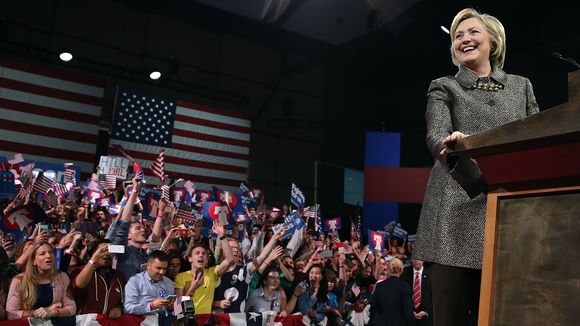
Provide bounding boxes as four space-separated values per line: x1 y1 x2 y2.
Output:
117 0 580 107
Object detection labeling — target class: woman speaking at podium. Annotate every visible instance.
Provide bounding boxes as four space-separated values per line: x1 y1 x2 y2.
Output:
413 7 539 326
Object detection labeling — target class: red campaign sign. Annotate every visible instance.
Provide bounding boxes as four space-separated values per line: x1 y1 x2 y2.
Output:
215 189 238 207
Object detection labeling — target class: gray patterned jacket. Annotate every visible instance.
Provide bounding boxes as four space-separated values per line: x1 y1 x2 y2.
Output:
414 65 539 269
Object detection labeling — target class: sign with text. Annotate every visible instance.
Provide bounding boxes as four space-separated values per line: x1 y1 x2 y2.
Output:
98 156 130 179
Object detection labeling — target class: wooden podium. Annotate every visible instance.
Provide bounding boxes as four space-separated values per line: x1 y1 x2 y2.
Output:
448 70 580 326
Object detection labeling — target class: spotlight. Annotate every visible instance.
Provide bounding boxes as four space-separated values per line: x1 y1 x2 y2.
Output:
440 26 450 34
149 71 161 80
59 52 73 62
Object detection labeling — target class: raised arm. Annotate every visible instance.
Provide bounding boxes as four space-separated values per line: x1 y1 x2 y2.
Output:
277 257 294 282
249 227 285 275
150 199 167 243
73 245 108 289
120 176 141 223
214 221 235 276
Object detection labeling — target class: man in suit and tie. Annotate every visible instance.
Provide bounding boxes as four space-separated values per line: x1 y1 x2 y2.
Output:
402 259 433 326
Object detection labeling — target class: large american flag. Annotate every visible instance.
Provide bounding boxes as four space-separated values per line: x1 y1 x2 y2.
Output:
0 59 104 173
108 88 250 191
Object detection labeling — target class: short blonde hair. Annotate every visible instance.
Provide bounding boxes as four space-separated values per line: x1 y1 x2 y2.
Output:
449 8 506 69
389 258 404 275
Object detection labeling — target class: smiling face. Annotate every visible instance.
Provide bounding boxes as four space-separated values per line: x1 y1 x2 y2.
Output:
54 204 65 217
34 244 55 273
453 17 491 72
189 246 208 270
308 266 322 284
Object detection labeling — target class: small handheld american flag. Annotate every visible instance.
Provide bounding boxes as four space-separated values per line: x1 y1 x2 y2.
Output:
151 149 165 183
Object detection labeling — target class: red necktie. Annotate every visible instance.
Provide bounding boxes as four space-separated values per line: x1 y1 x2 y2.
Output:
413 271 421 309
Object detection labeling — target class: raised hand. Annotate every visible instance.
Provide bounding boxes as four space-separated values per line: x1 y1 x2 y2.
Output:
268 246 284 262
212 220 225 238
272 227 286 240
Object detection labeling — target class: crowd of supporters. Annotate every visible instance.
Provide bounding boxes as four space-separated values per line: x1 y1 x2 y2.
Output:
0 173 428 326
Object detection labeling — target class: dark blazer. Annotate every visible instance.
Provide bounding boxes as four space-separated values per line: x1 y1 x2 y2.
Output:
414 65 539 269
369 276 413 326
401 267 433 326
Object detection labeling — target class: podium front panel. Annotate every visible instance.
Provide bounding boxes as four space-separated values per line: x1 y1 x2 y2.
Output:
490 190 580 326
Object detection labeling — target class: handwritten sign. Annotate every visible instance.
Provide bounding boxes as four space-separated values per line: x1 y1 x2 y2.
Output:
98 156 130 179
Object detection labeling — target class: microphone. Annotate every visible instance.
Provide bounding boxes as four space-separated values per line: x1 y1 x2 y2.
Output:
551 52 580 69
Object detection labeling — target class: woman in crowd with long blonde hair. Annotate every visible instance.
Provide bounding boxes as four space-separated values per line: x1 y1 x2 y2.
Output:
6 242 76 320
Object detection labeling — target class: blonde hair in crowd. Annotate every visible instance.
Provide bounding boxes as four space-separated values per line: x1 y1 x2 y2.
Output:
389 258 404 275
449 8 507 69
20 243 59 309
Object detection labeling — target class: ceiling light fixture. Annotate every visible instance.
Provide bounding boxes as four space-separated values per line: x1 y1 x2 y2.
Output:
59 52 73 62
149 71 161 80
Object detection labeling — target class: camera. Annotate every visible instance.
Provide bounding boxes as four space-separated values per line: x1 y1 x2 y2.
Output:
181 298 196 326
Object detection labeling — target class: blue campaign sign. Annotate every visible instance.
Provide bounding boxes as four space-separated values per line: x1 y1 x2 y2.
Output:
272 211 304 240
368 230 385 252
290 183 305 208
139 188 161 220
391 225 408 240
0 170 16 199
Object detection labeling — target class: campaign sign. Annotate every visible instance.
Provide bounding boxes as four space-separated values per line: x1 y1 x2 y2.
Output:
384 220 399 234
0 170 16 199
271 211 304 240
368 230 385 252
323 217 342 231
1 204 47 242
213 186 238 208
139 188 162 219
172 188 186 204
290 183 305 208
98 156 130 179
391 225 408 240
202 201 231 225
194 190 213 204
